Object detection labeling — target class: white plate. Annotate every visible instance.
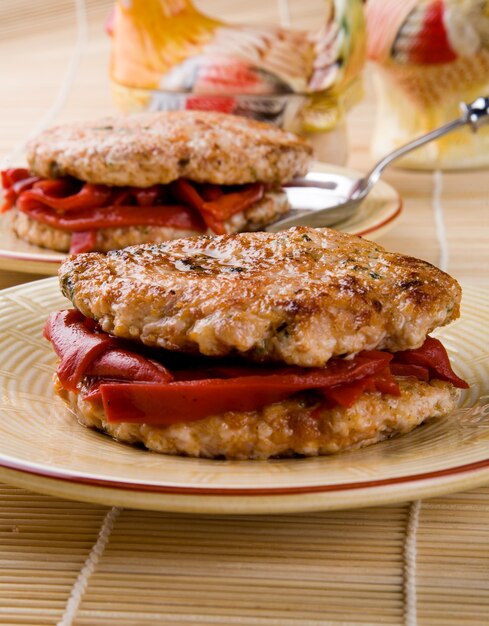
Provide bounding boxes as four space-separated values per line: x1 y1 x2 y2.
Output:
0 279 488 514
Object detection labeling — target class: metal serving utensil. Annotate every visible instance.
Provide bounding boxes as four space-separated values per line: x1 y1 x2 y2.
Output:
265 96 489 232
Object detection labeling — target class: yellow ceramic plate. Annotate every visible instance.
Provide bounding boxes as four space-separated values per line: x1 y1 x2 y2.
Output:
0 164 402 275
0 278 487 515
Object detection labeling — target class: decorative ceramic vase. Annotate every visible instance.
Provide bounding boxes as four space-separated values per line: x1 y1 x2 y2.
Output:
107 0 366 165
366 0 489 170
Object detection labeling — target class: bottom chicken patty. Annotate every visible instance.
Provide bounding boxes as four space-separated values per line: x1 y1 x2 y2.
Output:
10 190 288 253
56 377 459 460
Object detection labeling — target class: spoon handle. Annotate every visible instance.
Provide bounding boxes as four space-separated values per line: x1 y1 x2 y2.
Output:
353 96 489 199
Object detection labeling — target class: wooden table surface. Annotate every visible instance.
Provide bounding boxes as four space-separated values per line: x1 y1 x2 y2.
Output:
0 2 488 625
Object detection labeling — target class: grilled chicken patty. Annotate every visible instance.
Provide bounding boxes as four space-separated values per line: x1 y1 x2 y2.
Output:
26 111 312 187
57 377 459 460
59 227 462 367
10 190 289 252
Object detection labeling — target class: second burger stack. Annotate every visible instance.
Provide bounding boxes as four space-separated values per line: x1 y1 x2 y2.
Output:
1 111 312 254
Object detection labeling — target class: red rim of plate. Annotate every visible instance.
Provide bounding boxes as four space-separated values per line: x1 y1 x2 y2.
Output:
0 441 487 496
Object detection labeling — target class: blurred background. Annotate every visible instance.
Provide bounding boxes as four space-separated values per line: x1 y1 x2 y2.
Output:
0 0 372 170
0 0 488 282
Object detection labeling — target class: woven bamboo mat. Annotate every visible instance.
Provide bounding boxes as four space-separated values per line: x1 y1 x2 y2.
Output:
0 1 489 625
2 483 489 625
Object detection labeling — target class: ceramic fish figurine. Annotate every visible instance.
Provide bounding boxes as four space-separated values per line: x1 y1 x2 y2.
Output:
366 0 489 169
107 0 366 163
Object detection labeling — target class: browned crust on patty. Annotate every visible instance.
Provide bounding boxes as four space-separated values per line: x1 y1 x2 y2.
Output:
10 191 289 252
56 378 460 460
26 111 312 187
59 227 462 367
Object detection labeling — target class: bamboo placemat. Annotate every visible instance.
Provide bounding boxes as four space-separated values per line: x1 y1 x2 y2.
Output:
2 483 489 625
0 1 489 625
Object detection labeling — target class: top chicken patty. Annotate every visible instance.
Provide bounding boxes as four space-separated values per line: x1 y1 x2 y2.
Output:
26 111 312 187
59 227 462 367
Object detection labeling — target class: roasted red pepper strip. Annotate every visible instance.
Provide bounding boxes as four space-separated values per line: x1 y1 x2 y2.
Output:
172 364 282 381
168 179 225 234
19 182 112 212
44 310 172 393
45 312 469 425
87 349 172 383
70 230 98 254
170 179 264 234
1 191 16 213
1 168 38 212
100 378 296 424
2 170 263 235
12 176 42 196
169 179 205 212
1 168 30 188
43 310 116 392
199 184 223 202
202 183 264 221
133 185 162 207
322 377 370 409
199 183 264 234
371 367 402 396
112 188 133 206
313 367 400 409
32 178 77 197
18 203 206 233
389 363 430 381
99 355 393 425
392 336 469 388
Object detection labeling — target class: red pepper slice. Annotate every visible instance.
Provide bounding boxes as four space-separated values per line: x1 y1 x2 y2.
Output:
3 170 264 235
169 179 224 233
202 183 264 221
390 363 430 381
19 182 112 213
323 367 400 408
45 311 469 426
132 186 163 207
88 349 172 383
1 168 30 188
169 179 264 234
32 178 77 197
99 355 393 425
169 179 205 212
392 336 468 388
43 310 116 392
12 176 42 196
1 168 36 212
69 230 98 254
100 378 294 425
173 363 282 381
323 377 373 409
111 188 133 206
19 203 206 233
169 178 226 232
1 190 16 213
200 184 223 202
371 367 402 396
44 310 172 392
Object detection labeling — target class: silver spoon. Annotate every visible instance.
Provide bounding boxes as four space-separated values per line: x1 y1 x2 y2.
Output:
266 96 489 232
